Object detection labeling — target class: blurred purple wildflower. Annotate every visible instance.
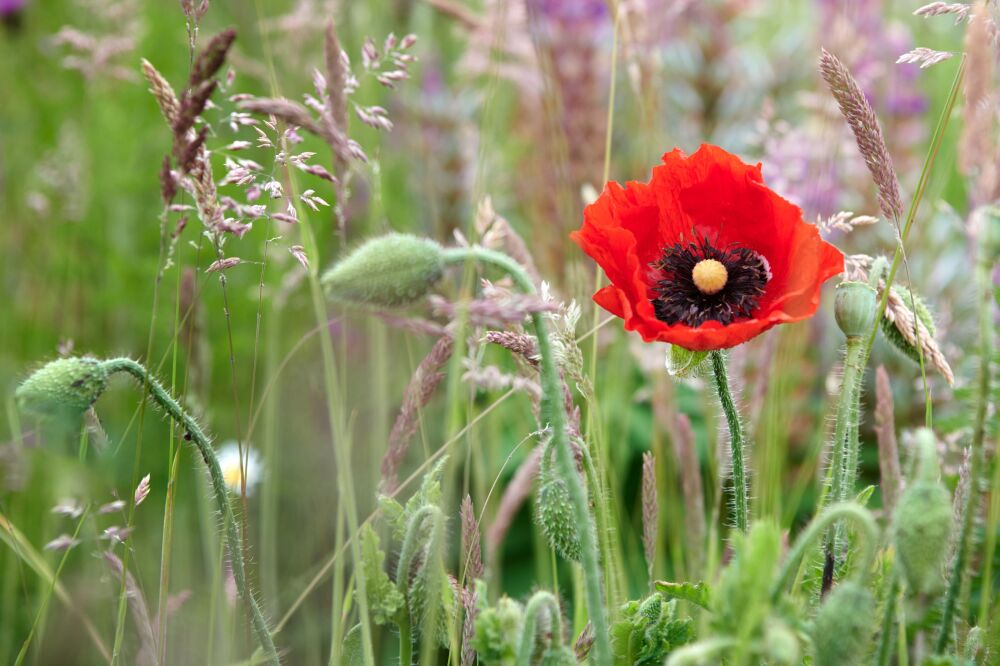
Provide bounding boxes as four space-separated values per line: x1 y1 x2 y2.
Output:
0 0 24 15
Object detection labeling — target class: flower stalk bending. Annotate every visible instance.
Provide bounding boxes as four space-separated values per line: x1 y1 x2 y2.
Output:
441 246 612 666
16 357 281 665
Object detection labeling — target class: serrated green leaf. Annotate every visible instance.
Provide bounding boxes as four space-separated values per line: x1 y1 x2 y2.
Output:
357 524 404 625
655 581 712 610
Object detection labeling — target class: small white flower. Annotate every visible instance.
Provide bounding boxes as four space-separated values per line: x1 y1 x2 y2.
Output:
216 441 264 495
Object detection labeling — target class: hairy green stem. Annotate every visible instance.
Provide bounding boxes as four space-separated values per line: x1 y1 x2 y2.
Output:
824 337 868 557
770 502 878 602
876 572 899 666
442 246 612 665
101 358 279 665
709 351 749 534
517 591 564 665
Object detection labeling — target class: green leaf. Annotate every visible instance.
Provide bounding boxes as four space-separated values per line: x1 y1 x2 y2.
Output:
343 624 364 664
357 524 404 625
654 581 712 610
855 485 876 507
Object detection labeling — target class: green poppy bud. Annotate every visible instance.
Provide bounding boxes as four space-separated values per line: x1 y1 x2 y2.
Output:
880 285 936 364
893 477 952 596
834 281 878 338
16 357 109 418
535 443 582 562
321 234 445 307
811 582 875 666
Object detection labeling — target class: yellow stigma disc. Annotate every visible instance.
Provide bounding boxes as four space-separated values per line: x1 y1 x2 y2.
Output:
692 259 728 295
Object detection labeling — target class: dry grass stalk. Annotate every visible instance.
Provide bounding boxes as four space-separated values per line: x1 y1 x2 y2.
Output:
475 197 542 286
460 495 484 583
381 335 455 493
673 413 705 569
104 552 158 666
819 48 904 222
875 365 903 517
818 211 879 235
883 284 955 385
641 451 658 585
896 47 954 68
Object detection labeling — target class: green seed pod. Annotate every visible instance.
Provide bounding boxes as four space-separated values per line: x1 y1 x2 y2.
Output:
893 479 952 596
321 234 444 307
535 443 582 562
811 582 875 666
16 357 109 418
835 281 878 338
473 595 524 662
880 285 936 364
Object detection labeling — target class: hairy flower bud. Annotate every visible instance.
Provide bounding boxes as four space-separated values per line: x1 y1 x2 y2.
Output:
811 582 875 666
893 430 952 596
16 357 109 418
535 443 582 562
834 281 877 338
321 234 445 307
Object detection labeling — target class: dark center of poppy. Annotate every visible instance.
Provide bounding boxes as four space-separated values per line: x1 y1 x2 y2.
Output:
650 236 771 327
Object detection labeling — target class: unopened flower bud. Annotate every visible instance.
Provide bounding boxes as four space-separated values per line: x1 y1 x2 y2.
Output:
834 281 877 338
16 357 109 418
811 582 875 666
321 234 444 307
535 444 582 562
893 431 952 596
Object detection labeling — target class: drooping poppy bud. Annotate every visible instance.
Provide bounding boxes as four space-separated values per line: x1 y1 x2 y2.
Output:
322 234 445 307
811 582 875 666
892 428 952 596
16 357 109 419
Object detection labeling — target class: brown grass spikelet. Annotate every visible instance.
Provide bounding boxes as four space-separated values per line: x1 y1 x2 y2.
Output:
459 495 484 583
641 451 658 585
883 285 955 385
324 20 348 137
141 59 180 126
188 27 236 88
875 365 903 516
381 335 455 493
819 48 904 222
960 2 996 202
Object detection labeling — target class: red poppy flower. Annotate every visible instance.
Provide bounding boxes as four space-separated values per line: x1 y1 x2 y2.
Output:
571 144 844 351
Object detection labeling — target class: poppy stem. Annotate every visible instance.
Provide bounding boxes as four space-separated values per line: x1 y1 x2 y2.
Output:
99 358 280 666
441 246 612 666
709 350 749 534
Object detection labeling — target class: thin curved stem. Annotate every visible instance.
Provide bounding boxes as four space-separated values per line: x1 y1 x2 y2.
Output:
102 358 279 666
442 246 612 665
710 351 748 534
517 591 564 666
770 502 878 602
